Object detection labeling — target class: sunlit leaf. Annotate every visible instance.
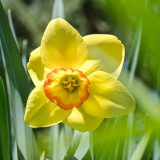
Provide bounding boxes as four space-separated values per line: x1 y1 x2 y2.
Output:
130 132 150 160
128 23 142 85
52 0 65 19
153 135 160 160
74 132 90 159
0 2 30 103
0 2 40 159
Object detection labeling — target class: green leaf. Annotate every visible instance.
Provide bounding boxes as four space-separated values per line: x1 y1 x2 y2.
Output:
0 77 10 160
130 132 150 160
128 23 142 86
121 70 160 122
0 2 40 159
0 1 30 104
7 9 18 46
89 132 94 160
40 151 45 160
1 53 39 159
0 43 5 81
74 132 90 159
153 134 160 160
49 125 74 160
52 0 65 19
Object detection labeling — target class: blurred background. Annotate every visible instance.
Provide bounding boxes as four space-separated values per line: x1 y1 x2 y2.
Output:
2 0 160 91
1 0 160 159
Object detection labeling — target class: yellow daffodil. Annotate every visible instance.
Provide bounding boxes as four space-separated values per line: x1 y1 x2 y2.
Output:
24 18 135 132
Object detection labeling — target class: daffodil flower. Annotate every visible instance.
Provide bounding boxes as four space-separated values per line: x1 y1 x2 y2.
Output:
24 18 135 132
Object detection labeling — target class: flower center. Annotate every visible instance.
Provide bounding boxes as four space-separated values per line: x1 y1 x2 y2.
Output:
62 76 79 92
44 68 90 110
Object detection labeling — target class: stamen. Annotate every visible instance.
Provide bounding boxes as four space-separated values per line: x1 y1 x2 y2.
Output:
62 76 79 92
72 83 79 87
62 80 69 85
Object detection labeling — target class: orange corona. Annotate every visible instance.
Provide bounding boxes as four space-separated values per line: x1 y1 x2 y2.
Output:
44 68 90 110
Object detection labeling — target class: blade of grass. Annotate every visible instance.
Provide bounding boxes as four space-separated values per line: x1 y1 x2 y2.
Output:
50 126 81 160
153 133 160 160
40 151 45 160
50 125 60 160
0 45 19 160
2 40 39 160
74 132 90 160
64 130 82 159
0 2 40 159
0 77 10 160
128 23 142 86
157 68 160 97
121 70 160 123
0 43 5 81
0 2 30 103
52 0 65 19
141 132 154 160
21 39 28 73
130 132 150 160
58 127 73 160
12 141 18 160
7 9 18 46
89 132 94 160
1 46 39 159
125 114 135 160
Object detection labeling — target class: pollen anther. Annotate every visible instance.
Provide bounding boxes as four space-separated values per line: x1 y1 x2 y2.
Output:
62 76 79 92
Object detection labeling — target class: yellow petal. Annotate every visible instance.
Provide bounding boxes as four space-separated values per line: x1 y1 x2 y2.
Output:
83 34 125 79
63 108 103 132
82 71 135 118
27 47 48 86
40 18 88 69
79 60 100 76
24 85 71 128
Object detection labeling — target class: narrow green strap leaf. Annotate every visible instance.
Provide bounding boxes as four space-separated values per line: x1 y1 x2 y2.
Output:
157 68 160 96
0 2 30 103
50 125 60 159
40 151 45 160
0 3 39 159
153 135 160 160
50 126 74 160
130 132 150 160
121 70 160 122
7 9 18 46
89 132 94 160
21 39 28 73
64 130 82 159
74 132 90 159
52 0 65 19
0 77 10 160
129 23 142 86
125 114 135 160
0 43 5 81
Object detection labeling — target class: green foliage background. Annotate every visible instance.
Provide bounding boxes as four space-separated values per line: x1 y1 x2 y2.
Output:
0 0 160 159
